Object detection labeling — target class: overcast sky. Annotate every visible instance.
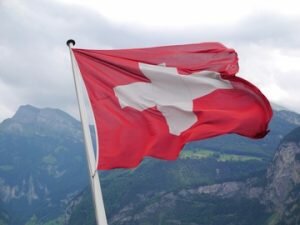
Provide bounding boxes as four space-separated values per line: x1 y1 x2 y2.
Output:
1 0 300 122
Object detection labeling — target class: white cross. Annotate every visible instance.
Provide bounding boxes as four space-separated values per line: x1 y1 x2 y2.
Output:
114 63 233 136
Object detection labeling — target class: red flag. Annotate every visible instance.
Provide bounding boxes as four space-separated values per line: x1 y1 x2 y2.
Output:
72 42 272 170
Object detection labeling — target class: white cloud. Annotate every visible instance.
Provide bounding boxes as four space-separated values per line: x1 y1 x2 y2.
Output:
236 42 300 113
0 0 300 122
0 81 20 120
59 0 300 28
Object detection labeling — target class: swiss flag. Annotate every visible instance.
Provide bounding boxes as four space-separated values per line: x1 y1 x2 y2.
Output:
72 42 272 170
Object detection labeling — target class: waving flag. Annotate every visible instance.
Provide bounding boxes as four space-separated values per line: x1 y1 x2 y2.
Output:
72 42 272 170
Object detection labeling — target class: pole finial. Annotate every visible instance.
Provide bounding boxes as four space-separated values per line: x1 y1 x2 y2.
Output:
66 39 76 47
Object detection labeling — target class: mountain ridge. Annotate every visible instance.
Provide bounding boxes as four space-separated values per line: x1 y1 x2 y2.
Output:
76 126 300 225
1 104 300 225
0 105 89 225
0 105 82 140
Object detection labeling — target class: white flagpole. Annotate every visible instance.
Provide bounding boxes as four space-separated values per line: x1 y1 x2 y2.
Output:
66 39 108 225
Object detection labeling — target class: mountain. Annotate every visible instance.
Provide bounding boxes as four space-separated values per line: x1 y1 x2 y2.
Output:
0 105 89 225
0 105 83 139
264 126 300 224
1 104 300 225
65 108 300 225
68 126 300 225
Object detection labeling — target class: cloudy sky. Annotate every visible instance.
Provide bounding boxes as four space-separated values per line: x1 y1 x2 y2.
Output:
0 0 300 122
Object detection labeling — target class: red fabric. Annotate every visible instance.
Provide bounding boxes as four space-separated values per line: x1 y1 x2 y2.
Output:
72 42 272 170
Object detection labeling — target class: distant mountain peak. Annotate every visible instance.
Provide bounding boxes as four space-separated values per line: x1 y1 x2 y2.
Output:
0 105 82 139
12 105 40 123
11 104 79 125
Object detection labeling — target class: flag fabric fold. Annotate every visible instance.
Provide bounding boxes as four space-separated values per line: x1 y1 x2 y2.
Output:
72 42 272 170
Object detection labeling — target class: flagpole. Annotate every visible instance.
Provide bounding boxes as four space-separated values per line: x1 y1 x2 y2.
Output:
66 39 108 225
